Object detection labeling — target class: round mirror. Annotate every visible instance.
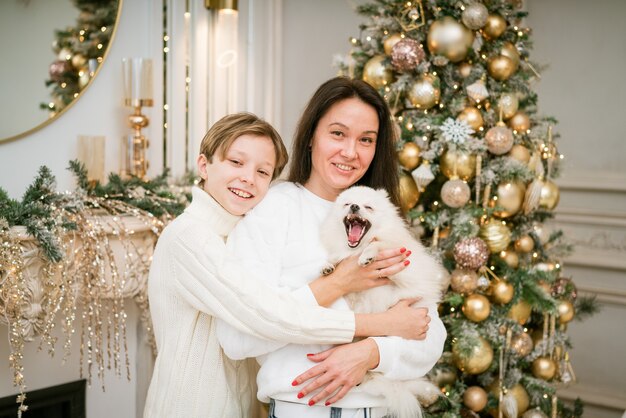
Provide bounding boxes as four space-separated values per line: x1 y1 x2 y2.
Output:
0 0 121 143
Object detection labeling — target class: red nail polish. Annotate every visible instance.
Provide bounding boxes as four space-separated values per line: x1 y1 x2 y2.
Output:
325 402 331 406
400 247 406 253
308 400 316 406
297 392 304 399
404 260 410 266
292 380 298 386
306 353 314 357
405 250 412 257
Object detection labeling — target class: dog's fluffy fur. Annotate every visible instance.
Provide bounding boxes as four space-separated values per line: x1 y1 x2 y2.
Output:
320 186 448 418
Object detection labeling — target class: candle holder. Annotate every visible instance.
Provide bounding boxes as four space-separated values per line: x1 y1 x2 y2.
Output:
122 58 153 179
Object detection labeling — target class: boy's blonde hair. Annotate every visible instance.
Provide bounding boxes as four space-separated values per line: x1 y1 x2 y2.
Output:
198 113 288 187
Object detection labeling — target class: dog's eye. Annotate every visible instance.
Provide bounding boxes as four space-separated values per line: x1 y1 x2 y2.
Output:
343 203 350 207
364 205 373 210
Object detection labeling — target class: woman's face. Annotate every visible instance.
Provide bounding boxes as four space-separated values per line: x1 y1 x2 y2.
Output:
305 97 379 201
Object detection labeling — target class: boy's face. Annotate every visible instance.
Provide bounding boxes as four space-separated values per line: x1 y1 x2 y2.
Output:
198 134 277 216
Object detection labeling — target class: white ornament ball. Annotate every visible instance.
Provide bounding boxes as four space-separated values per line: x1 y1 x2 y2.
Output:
462 3 489 30
441 178 471 208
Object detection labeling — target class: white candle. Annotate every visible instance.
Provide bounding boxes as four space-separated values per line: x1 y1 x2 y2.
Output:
77 135 106 183
122 58 153 106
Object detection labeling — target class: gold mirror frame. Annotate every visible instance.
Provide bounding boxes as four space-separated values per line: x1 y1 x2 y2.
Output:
0 0 123 145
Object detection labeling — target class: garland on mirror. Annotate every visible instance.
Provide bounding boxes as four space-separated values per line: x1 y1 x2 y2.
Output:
0 161 192 415
41 0 119 116
337 1 599 416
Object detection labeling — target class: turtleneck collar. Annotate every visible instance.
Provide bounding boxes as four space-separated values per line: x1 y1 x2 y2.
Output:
185 186 241 238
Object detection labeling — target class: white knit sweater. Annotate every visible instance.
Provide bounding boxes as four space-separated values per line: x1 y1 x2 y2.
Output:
143 187 356 418
216 183 446 408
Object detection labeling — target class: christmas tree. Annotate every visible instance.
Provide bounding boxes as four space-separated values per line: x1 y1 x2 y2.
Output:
338 1 596 417
41 0 118 116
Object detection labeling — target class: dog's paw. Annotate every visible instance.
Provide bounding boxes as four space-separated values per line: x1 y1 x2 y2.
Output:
321 264 335 276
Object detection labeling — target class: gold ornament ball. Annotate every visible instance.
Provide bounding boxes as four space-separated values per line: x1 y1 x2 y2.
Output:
398 142 421 171
501 42 521 70
507 384 530 416
407 74 441 109
514 235 534 253
485 125 514 155
488 55 517 81
488 383 530 418
427 17 475 63
557 299 575 324
498 93 519 120
451 269 479 294
71 54 87 69
383 33 403 55
458 62 473 78
463 294 491 322
483 14 507 40
479 219 512 253
494 181 525 218
463 386 488 412
457 106 484 131
440 149 477 180
399 171 420 212
509 111 531 132
491 280 514 304
462 3 489 30
508 144 531 164
362 55 394 90
511 332 534 357
539 180 560 210
453 336 494 374
499 250 519 268
507 300 532 324
522 409 549 418
532 356 557 380
441 178 471 208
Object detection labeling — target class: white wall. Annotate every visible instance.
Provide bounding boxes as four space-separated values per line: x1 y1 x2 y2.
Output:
527 1 626 417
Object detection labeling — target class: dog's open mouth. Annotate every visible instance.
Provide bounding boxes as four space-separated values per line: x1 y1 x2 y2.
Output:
343 214 371 248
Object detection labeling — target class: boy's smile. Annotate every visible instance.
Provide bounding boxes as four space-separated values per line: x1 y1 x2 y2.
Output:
199 134 277 216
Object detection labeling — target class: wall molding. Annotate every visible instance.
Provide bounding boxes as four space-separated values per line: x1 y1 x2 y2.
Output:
557 171 626 193
559 383 626 412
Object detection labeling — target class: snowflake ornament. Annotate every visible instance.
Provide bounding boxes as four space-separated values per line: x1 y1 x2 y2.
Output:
440 118 474 145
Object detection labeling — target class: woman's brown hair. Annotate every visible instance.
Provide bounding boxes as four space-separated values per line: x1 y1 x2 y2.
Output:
288 77 400 207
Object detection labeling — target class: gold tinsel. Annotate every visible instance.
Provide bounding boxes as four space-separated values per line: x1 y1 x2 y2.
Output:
0 197 167 410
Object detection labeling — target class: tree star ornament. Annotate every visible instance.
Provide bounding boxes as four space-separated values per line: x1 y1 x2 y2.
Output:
440 117 474 145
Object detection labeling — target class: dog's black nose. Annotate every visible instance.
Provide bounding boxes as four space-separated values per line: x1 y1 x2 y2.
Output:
350 204 360 213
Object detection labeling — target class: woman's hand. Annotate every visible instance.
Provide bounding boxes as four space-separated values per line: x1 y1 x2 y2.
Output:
354 298 431 340
291 338 379 406
385 299 431 340
309 247 411 307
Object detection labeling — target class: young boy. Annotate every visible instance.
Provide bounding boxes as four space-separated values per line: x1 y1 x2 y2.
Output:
143 113 422 418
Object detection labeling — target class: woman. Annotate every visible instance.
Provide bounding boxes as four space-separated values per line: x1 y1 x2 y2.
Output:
144 112 428 418
217 78 446 417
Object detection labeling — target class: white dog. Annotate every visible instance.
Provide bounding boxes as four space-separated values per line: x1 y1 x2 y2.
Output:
320 186 448 418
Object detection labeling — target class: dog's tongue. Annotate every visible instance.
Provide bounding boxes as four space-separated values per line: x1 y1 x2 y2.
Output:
348 222 363 244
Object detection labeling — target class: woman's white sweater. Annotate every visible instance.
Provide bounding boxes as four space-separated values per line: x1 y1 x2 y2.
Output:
216 183 446 408
143 187 355 418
